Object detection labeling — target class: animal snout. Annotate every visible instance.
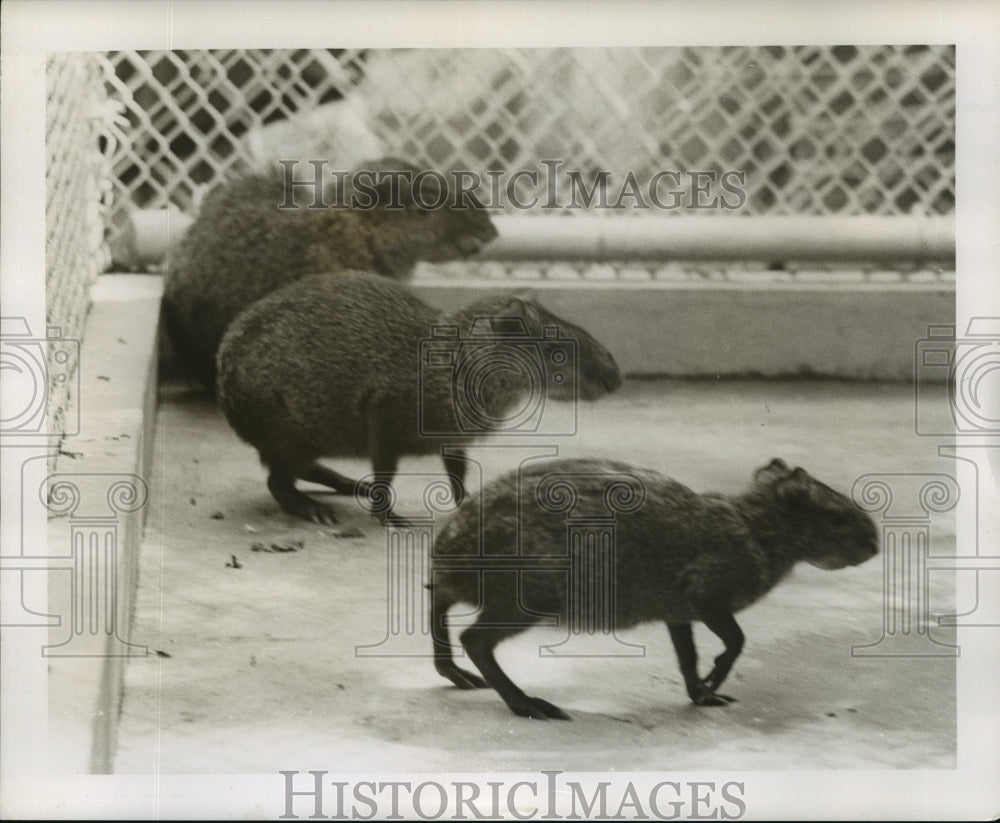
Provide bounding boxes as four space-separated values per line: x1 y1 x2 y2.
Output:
456 235 486 257
572 360 624 401
860 519 880 560
455 231 496 257
604 366 624 393
860 534 880 562
845 534 880 567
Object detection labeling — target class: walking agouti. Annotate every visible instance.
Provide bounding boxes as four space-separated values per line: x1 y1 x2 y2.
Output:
216 272 624 525
430 456 879 720
163 159 498 392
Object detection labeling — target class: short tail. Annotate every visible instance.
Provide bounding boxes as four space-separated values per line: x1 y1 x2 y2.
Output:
430 582 459 676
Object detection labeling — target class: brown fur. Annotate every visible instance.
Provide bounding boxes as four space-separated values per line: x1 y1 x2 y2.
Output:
216 272 623 525
163 159 497 392
430 456 879 719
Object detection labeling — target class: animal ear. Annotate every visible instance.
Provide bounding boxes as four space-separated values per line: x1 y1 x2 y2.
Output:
500 294 538 315
366 161 430 208
775 466 813 501
516 296 545 333
485 296 543 336
754 457 791 485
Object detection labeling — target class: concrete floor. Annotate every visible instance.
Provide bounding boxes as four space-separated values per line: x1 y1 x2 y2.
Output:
115 377 956 774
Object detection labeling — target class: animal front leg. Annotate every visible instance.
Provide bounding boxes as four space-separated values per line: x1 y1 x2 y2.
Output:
440 448 467 507
693 602 745 703
299 463 374 498
366 420 409 525
666 621 737 707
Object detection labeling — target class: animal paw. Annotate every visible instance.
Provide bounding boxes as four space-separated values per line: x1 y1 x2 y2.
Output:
300 501 340 526
692 686 737 707
510 696 571 720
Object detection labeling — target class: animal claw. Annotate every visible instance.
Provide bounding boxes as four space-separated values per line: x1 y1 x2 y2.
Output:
693 689 737 707
512 697 571 720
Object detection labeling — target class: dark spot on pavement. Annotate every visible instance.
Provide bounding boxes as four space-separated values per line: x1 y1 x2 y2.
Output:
251 540 302 553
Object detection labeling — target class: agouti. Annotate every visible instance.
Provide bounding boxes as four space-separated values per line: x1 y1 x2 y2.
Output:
430 456 879 720
216 272 624 525
163 159 498 392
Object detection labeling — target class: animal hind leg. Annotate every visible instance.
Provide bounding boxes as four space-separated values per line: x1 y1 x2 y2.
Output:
160 300 217 394
431 584 488 690
366 422 409 525
461 625 570 720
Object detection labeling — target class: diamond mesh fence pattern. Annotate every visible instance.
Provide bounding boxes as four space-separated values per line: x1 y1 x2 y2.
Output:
100 45 955 228
46 52 116 454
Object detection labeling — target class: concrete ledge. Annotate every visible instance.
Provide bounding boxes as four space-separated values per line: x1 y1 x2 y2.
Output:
413 279 955 381
47 273 163 774
124 211 955 269
481 215 956 264
155 276 954 382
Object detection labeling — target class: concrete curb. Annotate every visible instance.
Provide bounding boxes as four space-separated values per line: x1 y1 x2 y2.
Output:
47 274 163 774
412 279 955 381
157 277 954 382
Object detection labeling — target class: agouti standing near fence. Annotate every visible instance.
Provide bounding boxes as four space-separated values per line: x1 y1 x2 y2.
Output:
163 160 498 392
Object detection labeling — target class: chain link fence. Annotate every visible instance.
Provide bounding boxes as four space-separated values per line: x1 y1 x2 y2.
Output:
45 52 117 455
100 45 955 227
39 46 956 451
